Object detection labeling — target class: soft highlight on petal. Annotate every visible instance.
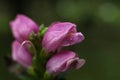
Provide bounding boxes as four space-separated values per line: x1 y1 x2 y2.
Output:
61 32 85 46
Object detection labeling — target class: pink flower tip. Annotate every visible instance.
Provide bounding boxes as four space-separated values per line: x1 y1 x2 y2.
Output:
46 50 85 75
10 14 39 42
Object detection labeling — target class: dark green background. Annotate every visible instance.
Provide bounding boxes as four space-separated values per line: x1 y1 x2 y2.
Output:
0 0 120 80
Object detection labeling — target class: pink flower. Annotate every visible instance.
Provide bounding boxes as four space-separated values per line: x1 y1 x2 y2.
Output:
42 22 84 52
46 50 85 75
10 14 39 42
12 40 33 68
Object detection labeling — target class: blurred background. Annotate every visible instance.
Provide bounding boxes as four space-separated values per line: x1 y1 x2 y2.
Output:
0 0 120 80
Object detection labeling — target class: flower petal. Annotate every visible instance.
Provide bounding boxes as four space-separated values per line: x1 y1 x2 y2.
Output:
10 14 39 42
12 40 32 68
42 22 76 52
61 32 85 46
46 50 85 75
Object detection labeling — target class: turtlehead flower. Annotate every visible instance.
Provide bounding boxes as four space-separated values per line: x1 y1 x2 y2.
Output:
46 50 85 75
12 40 33 68
42 22 84 52
10 14 39 42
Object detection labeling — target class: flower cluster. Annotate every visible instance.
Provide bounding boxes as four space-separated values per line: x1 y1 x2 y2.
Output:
10 14 85 80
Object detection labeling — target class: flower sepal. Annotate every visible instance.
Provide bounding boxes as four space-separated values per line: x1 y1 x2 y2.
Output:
38 24 48 37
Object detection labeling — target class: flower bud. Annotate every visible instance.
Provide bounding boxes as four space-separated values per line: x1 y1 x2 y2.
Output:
10 14 39 42
46 50 85 75
42 22 84 52
12 40 33 68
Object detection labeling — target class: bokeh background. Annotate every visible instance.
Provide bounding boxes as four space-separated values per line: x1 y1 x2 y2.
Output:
0 0 120 80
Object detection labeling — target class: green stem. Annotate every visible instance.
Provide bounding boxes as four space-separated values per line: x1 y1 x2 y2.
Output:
43 71 53 80
32 48 47 79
